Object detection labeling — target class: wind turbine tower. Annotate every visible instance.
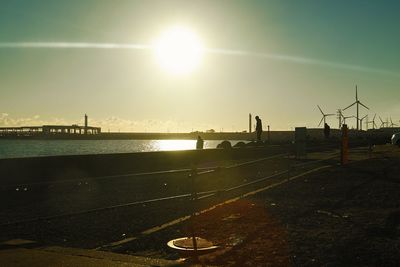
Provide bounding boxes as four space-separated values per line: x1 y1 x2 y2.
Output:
337 109 343 129
367 114 377 130
359 115 367 131
390 117 398 128
343 85 369 131
379 116 386 128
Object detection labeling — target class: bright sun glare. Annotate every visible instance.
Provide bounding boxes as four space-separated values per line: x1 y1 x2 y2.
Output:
153 26 204 75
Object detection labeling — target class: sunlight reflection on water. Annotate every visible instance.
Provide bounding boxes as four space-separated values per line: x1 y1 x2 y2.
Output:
151 140 196 151
0 139 244 158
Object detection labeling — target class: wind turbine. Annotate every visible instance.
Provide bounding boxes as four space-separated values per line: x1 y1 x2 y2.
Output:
358 115 368 131
317 105 335 127
367 114 377 130
343 85 369 130
379 116 387 128
390 117 398 128
342 114 355 125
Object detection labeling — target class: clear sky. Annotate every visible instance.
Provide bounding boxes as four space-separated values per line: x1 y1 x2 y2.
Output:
1 0 399 132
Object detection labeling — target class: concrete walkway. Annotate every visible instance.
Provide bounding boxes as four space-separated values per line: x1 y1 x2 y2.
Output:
0 241 179 267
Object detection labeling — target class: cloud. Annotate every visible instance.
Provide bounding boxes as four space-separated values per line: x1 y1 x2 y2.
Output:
0 42 150 50
0 41 399 78
206 48 400 78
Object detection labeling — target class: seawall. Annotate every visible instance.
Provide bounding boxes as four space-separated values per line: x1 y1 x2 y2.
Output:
0 146 288 185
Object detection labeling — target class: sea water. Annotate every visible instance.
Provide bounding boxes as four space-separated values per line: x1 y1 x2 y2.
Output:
0 139 245 159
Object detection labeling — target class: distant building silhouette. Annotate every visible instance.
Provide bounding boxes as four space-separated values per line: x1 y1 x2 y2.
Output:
249 113 252 133
84 114 88 134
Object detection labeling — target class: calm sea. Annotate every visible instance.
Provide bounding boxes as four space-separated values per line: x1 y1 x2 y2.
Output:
0 139 245 159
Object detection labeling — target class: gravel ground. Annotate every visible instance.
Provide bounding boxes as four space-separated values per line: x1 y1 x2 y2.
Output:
107 146 400 266
0 154 301 248
2 146 398 266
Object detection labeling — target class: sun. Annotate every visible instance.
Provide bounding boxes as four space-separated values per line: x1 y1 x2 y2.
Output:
153 26 204 75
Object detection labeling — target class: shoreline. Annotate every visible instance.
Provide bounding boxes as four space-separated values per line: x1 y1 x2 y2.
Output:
0 127 397 141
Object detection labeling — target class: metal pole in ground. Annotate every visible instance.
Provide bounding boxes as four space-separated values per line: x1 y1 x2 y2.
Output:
189 167 199 262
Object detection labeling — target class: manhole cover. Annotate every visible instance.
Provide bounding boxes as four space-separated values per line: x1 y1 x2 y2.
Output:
167 237 218 254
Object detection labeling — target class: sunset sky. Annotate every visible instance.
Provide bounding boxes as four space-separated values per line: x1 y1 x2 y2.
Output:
1 0 399 132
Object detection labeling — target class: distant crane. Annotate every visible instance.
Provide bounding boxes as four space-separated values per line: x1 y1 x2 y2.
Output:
317 105 335 127
343 85 369 131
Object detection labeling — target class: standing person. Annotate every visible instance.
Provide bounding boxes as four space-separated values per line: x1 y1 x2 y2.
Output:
255 116 262 142
196 135 204 149
324 123 330 139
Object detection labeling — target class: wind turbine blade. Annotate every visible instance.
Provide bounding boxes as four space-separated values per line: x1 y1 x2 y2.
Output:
326 114 335 116
317 105 324 115
358 101 369 110
343 102 356 110
318 117 324 127
355 85 358 101
373 114 376 121
361 115 367 120
379 116 384 123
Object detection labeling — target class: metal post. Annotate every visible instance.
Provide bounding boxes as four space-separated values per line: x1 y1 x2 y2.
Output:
189 167 198 262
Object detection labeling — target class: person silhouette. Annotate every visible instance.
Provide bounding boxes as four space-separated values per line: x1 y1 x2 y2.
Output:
255 116 262 142
324 123 330 139
196 135 204 149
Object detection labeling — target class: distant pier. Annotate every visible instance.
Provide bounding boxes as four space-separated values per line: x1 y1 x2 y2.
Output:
0 125 101 137
0 114 101 138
